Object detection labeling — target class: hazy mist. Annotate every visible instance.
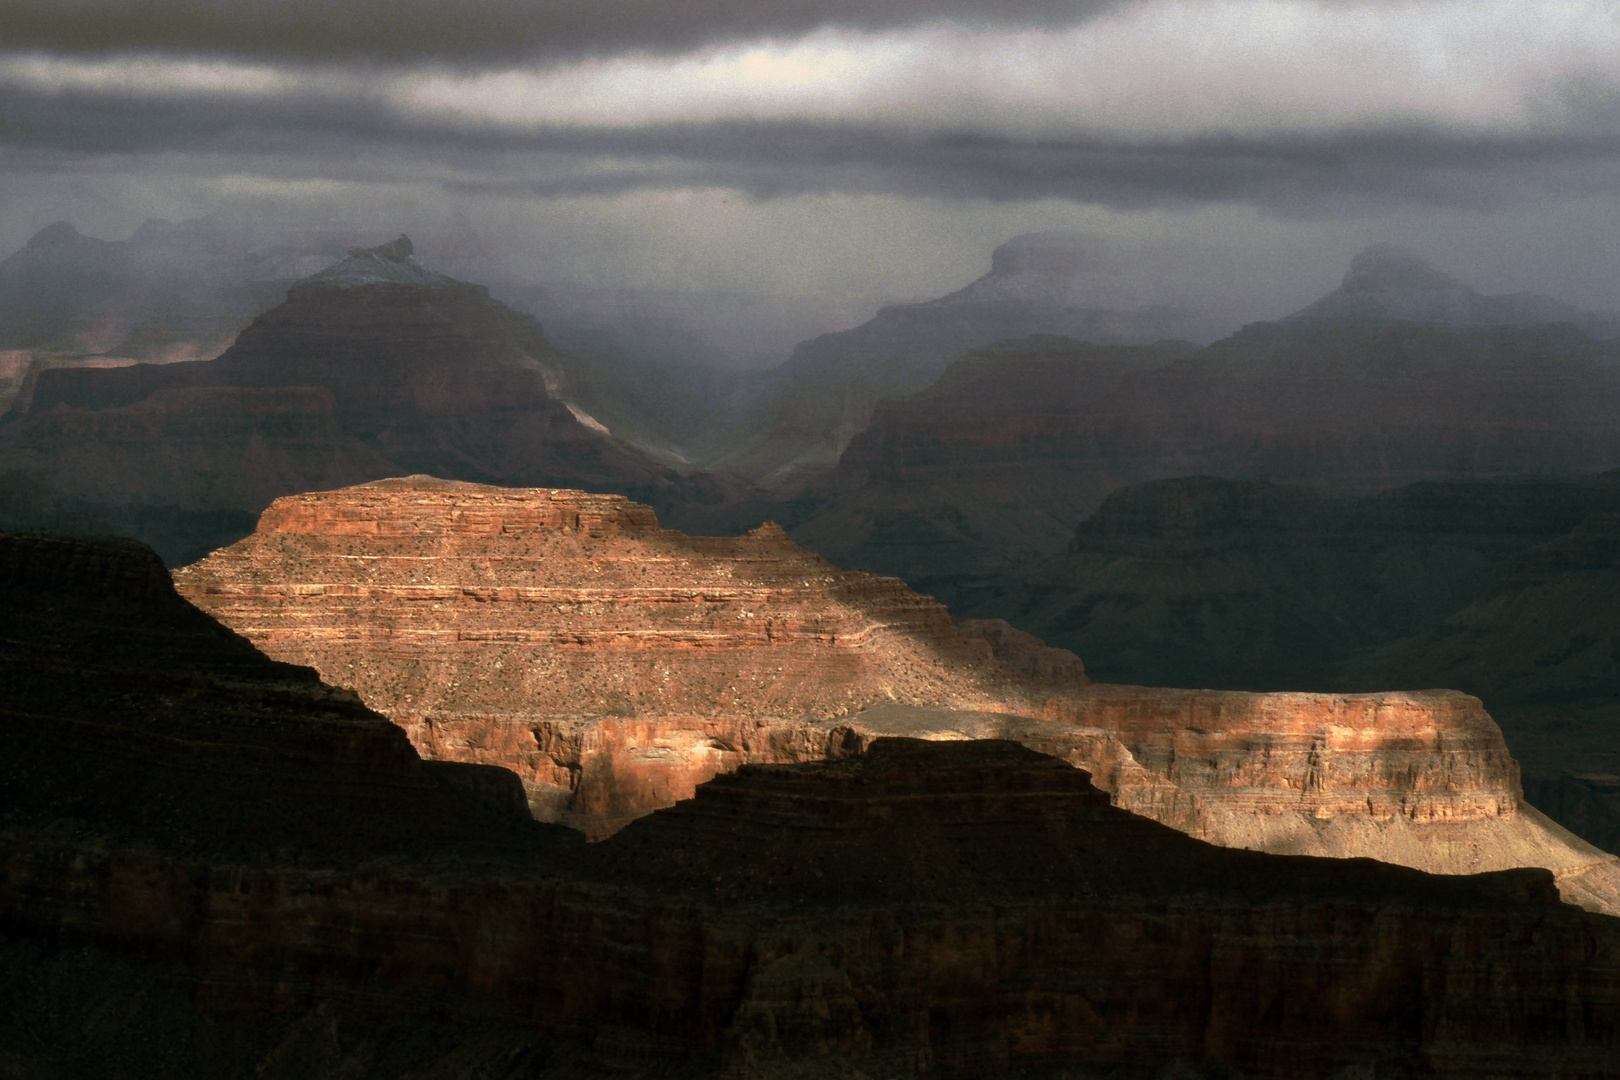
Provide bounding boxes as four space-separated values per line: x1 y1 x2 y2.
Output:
2 0 1618 366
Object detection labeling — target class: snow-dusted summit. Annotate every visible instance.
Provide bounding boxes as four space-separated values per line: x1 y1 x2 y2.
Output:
303 235 455 289
933 233 1110 308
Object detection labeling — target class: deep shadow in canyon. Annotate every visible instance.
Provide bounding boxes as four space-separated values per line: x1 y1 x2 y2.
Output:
8 527 1620 1078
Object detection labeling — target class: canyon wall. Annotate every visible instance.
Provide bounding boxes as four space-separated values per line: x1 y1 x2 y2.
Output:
174 476 1084 833
972 472 1620 860
10 543 1620 1080
173 478 1620 913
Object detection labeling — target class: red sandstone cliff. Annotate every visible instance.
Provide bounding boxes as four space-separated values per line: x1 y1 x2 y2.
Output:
175 476 1083 831
173 478 1620 915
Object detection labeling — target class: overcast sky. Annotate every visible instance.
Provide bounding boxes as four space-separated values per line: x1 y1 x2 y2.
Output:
3 0 1619 329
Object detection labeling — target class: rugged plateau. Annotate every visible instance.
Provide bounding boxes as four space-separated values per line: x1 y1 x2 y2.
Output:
9 526 1620 1077
174 477 1620 915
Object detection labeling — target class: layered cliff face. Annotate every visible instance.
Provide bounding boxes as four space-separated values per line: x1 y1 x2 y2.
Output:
9 555 1620 1080
1336 504 1620 859
174 476 1086 833
0 238 730 565
971 471 1620 861
171 477 1620 916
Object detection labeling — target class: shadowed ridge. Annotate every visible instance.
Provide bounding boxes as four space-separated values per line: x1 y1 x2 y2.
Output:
590 737 1558 909
0 529 543 859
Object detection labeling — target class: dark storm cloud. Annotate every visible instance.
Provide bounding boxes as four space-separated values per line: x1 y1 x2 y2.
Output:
3 80 1617 212
0 0 1123 65
502 124 1620 211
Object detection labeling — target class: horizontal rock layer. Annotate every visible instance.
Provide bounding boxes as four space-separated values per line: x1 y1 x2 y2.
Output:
168 476 1620 919
16 530 1620 1077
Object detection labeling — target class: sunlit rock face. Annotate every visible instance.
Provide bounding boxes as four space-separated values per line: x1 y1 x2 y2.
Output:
971 471 1620 864
171 477 1620 917
173 476 1087 834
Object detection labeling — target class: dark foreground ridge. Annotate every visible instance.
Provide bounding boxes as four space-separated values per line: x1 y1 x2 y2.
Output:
5 530 1620 1078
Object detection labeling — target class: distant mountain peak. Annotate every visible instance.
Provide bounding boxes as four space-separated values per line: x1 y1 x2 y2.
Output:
303 233 454 289
24 221 85 249
987 232 1094 278
1284 244 1608 330
1338 244 1462 295
936 233 1114 308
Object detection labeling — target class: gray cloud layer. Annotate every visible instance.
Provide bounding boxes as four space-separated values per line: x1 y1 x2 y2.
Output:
3 80 1616 214
1 0 1122 64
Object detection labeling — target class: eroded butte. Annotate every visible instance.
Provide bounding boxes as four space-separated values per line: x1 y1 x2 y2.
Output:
174 476 1620 912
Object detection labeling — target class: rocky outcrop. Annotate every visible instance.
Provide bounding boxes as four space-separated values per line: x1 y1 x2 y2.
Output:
172 478 1620 916
0 238 737 564
968 471 1620 861
1333 502 1620 861
8 556 1620 1080
174 476 1085 833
